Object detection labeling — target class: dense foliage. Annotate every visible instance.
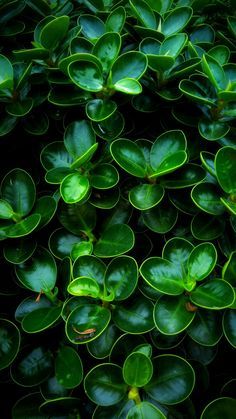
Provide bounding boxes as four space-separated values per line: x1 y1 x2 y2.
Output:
0 0 236 417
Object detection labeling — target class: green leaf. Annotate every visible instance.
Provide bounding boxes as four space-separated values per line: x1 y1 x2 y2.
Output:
114 78 142 95
191 213 225 241
163 237 194 266
67 276 101 298
3 237 37 264
160 33 187 57
154 295 195 335
13 48 49 61
140 257 184 295
84 363 127 406
86 99 117 122
123 352 153 387
87 324 119 359
129 0 157 30
106 6 126 32
11 346 53 386
199 118 229 141
215 146 236 194
188 310 222 346
145 354 195 404
55 346 83 389
187 242 217 282
113 297 154 333
94 224 135 257
129 184 164 210
0 54 13 89
64 120 96 161
5 213 41 238
126 402 166 419
179 79 215 106
191 182 225 215
39 16 70 49
208 45 230 65
93 32 121 72
21 306 62 333
149 130 187 177
40 142 72 170
0 319 20 370
66 303 111 344
60 173 90 204
79 14 105 41
201 398 236 419
142 199 178 233
71 241 93 260
0 199 14 219
68 60 103 92
58 201 96 235
220 197 236 216
92 110 124 141
90 164 119 189
222 251 236 287
223 310 236 348
190 279 235 309
105 256 138 301
110 138 147 177
12 393 46 419
111 51 147 83
202 54 227 90
162 7 193 36
1 169 36 217
15 247 57 293
73 255 106 288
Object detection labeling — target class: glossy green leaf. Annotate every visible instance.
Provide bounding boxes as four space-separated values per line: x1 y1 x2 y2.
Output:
84 363 127 406
1 169 36 217
55 346 83 389
215 146 236 194
162 164 206 189
199 119 229 141
129 184 164 210
160 33 187 57
6 213 41 238
105 256 138 301
92 110 124 141
190 279 235 309
187 242 217 282
202 54 227 90
94 224 134 257
188 310 222 346
66 303 111 344
15 247 57 292
145 355 195 404
40 142 72 170
67 276 101 298
6 98 34 118
39 396 80 416
87 324 119 359
162 7 193 36
140 257 184 295
114 78 142 95
191 182 225 215
73 255 106 287
113 297 154 333
123 352 153 387
58 201 96 235
90 164 119 189
142 199 178 233
150 130 187 177
93 32 121 72
130 0 156 29
39 16 69 49
0 54 13 89
191 213 225 241
223 310 236 348
11 346 53 386
106 6 126 32
154 295 195 335
162 237 193 266
111 138 146 177
12 393 47 419
0 319 20 370
71 241 93 259
201 397 236 419
49 228 79 259
64 120 96 161
0 199 14 219
179 79 215 106
21 306 61 333
222 251 236 287
126 402 166 419
79 14 105 41
3 237 37 264
68 60 103 92
111 51 147 83
86 99 117 122
60 173 90 204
